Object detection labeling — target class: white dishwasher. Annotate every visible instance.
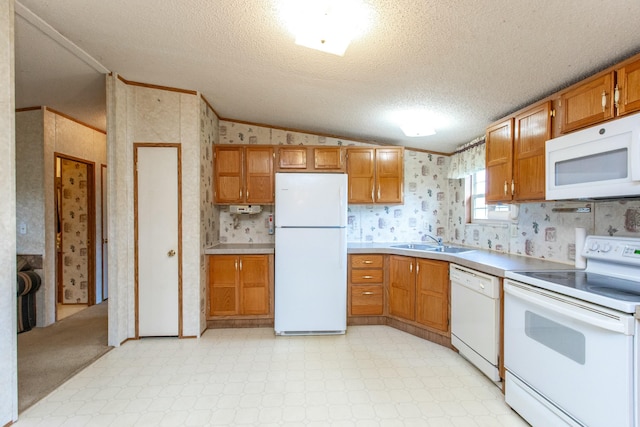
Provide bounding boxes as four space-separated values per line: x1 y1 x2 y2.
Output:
450 263 501 382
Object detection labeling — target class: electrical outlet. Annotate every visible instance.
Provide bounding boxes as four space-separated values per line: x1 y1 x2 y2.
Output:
510 224 518 238
19 223 27 235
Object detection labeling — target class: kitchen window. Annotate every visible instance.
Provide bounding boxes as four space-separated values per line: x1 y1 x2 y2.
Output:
469 170 515 222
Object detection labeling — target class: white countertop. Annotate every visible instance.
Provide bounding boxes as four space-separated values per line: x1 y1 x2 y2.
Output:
205 242 572 277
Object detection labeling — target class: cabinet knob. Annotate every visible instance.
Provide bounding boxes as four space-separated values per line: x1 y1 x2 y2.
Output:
167 249 176 257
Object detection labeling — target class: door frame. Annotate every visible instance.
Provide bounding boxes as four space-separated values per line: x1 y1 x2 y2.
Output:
54 152 96 311
100 163 108 301
133 143 183 338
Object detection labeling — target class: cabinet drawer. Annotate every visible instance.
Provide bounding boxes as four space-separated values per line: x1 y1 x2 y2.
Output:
351 269 383 283
351 285 383 315
350 255 384 269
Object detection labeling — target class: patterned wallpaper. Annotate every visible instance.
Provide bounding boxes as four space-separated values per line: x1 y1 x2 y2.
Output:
200 99 218 328
59 158 90 304
214 120 640 266
216 121 449 245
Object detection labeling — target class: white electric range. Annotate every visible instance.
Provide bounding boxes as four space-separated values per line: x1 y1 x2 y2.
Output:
503 235 640 427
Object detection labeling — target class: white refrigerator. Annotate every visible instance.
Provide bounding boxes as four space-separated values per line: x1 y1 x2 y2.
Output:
274 172 348 335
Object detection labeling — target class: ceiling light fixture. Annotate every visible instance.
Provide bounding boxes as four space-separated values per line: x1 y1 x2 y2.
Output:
278 0 371 56
395 110 442 137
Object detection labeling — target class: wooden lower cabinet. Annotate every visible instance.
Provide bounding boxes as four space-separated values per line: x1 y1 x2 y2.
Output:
389 255 449 334
415 258 449 332
388 256 416 320
348 254 384 316
209 254 271 317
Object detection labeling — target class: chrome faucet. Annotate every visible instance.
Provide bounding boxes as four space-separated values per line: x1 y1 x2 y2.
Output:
424 234 443 246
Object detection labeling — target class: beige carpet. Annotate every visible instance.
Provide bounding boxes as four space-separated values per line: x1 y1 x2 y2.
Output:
17 301 111 413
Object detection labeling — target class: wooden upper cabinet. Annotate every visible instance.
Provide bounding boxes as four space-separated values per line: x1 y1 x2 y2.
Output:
388 255 415 321
485 118 514 203
560 71 615 133
415 259 449 333
277 146 307 170
347 147 404 204
616 57 640 116
346 148 375 203
214 146 244 204
276 146 344 172
214 145 274 204
513 102 551 201
245 146 274 204
314 147 343 170
486 102 550 203
376 148 404 204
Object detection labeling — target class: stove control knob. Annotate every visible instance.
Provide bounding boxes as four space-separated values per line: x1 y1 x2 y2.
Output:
601 243 612 253
589 242 600 251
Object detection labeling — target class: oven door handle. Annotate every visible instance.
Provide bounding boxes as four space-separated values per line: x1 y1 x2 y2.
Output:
505 282 635 335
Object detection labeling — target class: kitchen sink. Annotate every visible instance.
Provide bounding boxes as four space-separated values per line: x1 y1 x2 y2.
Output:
391 243 438 251
391 243 474 253
433 245 475 254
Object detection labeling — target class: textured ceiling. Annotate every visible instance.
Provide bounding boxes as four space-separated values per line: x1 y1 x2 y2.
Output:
14 0 640 153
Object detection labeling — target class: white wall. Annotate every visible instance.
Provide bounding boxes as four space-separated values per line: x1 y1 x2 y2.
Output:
0 0 17 423
107 75 203 345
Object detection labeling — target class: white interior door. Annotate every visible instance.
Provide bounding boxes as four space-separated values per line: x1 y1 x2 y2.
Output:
136 146 180 337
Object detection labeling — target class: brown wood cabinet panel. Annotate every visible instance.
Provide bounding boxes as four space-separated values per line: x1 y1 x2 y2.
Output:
415 259 449 332
376 148 404 204
314 147 343 170
485 119 514 203
209 254 271 317
239 255 269 315
617 58 640 116
209 255 239 316
560 72 614 133
214 146 243 204
245 146 274 204
350 254 384 269
513 102 551 201
347 148 375 203
388 255 415 321
277 147 307 169
351 269 384 284
351 285 383 315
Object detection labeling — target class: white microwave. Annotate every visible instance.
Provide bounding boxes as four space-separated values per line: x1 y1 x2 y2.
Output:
546 112 640 200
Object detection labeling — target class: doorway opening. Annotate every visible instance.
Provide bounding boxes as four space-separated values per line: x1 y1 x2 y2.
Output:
54 154 96 320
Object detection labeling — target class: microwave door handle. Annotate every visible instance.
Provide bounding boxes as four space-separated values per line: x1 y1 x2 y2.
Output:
505 283 633 334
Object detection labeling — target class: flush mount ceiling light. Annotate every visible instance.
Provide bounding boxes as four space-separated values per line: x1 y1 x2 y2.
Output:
278 0 372 56
395 110 441 137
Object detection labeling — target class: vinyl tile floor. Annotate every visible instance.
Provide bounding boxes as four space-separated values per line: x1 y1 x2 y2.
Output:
15 326 529 426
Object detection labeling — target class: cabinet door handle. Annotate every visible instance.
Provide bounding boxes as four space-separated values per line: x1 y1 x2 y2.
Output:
614 84 620 109
511 179 515 196
239 259 243 270
602 90 607 112
362 292 374 295
363 260 373 264
362 275 374 279
371 187 374 202
504 180 508 196
409 263 413 272
416 264 420 274
235 260 238 270
377 185 381 200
